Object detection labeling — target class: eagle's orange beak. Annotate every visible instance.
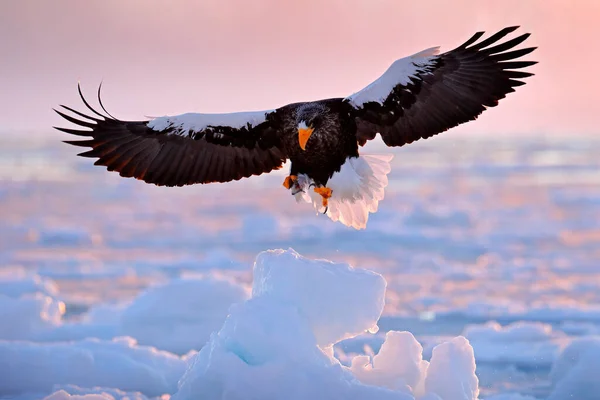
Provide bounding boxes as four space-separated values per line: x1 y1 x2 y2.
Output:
298 126 314 151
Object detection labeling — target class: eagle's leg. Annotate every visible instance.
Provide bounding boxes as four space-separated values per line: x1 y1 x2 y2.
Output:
313 187 332 212
282 175 298 190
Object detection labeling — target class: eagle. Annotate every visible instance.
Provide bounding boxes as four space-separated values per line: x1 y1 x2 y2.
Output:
55 26 536 230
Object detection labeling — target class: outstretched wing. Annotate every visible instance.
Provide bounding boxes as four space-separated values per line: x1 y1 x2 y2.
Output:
55 84 288 187
346 26 537 147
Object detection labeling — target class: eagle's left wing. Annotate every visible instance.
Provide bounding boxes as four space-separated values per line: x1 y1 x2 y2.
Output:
346 26 537 147
55 84 288 187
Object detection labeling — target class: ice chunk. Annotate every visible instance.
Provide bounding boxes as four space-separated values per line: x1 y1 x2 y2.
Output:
0 293 65 340
0 337 187 397
252 248 386 346
120 276 249 354
350 331 428 394
0 273 58 298
174 249 481 400
173 296 410 400
424 336 479 400
47 384 149 400
463 321 566 367
44 390 114 400
484 394 537 400
548 337 600 400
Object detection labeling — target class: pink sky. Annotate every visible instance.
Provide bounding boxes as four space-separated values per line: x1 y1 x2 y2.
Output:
0 0 597 135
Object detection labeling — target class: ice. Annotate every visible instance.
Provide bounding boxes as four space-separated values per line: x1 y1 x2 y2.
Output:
547 337 600 400
120 276 249 354
46 385 149 400
3 133 600 398
484 394 537 400
174 248 480 400
424 337 479 400
0 293 65 340
0 337 187 397
29 276 248 354
0 272 58 298
252 248 386 346
44 391 114 400
463 321 567 367
350 331 428 394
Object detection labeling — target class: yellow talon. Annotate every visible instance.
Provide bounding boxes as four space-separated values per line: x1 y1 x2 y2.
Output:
283 175 298 189
313 187 332 208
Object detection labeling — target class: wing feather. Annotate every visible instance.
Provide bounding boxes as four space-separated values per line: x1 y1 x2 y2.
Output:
348 27 537 147
56 84 288 187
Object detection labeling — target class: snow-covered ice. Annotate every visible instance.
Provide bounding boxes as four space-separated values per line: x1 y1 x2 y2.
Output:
0 336 187 397
547 337 600 400
0 293 65 340
119 276 249 354
174 248 481 400
462 321 568 368
252 248 386 345
2 132 600 398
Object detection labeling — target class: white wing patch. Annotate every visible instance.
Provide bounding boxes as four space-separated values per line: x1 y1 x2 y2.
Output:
346 47 440 108
147 110 274 134
294 154 393 230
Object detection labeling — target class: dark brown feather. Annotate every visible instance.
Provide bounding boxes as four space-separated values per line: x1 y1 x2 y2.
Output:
55 86 288 187
352 27 537 147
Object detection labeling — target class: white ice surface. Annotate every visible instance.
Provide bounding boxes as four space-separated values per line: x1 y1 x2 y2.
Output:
252 248 386 346
119 276 249 354
0 337 188 397
174 248 480 400
548 337 600 400
0 271 58 298
44 385 149 400
0 293 64 340
3 133 600 399
462 321 567 367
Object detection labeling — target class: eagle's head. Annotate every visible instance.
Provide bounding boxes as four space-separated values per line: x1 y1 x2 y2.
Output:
296 104 327 151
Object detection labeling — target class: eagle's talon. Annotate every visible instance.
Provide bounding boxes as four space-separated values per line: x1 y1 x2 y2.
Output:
322 206 328 214
283 175 298 190
313 186 332 210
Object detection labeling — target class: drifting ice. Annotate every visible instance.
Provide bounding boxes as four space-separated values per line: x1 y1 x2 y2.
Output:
173 248 480 400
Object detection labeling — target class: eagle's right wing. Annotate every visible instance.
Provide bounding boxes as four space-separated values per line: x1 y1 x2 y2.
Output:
346 26 537 147
55 84 289 187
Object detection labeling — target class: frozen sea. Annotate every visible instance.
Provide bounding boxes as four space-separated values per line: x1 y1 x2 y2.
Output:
1 130 599 399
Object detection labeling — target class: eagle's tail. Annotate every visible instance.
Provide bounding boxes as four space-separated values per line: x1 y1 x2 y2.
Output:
294 154 393 229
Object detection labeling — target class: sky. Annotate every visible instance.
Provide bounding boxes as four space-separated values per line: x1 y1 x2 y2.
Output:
0 0 597 136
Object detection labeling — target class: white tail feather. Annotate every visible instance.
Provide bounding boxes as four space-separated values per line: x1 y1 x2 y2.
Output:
294 154 393 230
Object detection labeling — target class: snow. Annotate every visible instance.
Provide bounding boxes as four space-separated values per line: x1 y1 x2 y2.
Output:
350 331 428 394
174 248 480 400
0 293 65 340
424 337 479 400
252 248 386 345
148 109 274 134
3 132 600 399
0 272 58 298
462 321 567 367
0 336 188 397
346 47 439 108
547 337 600 400
119 276 249 354
44 386 149 400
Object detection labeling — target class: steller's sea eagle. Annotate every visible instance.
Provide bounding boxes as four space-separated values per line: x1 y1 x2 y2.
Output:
55 26 537 229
